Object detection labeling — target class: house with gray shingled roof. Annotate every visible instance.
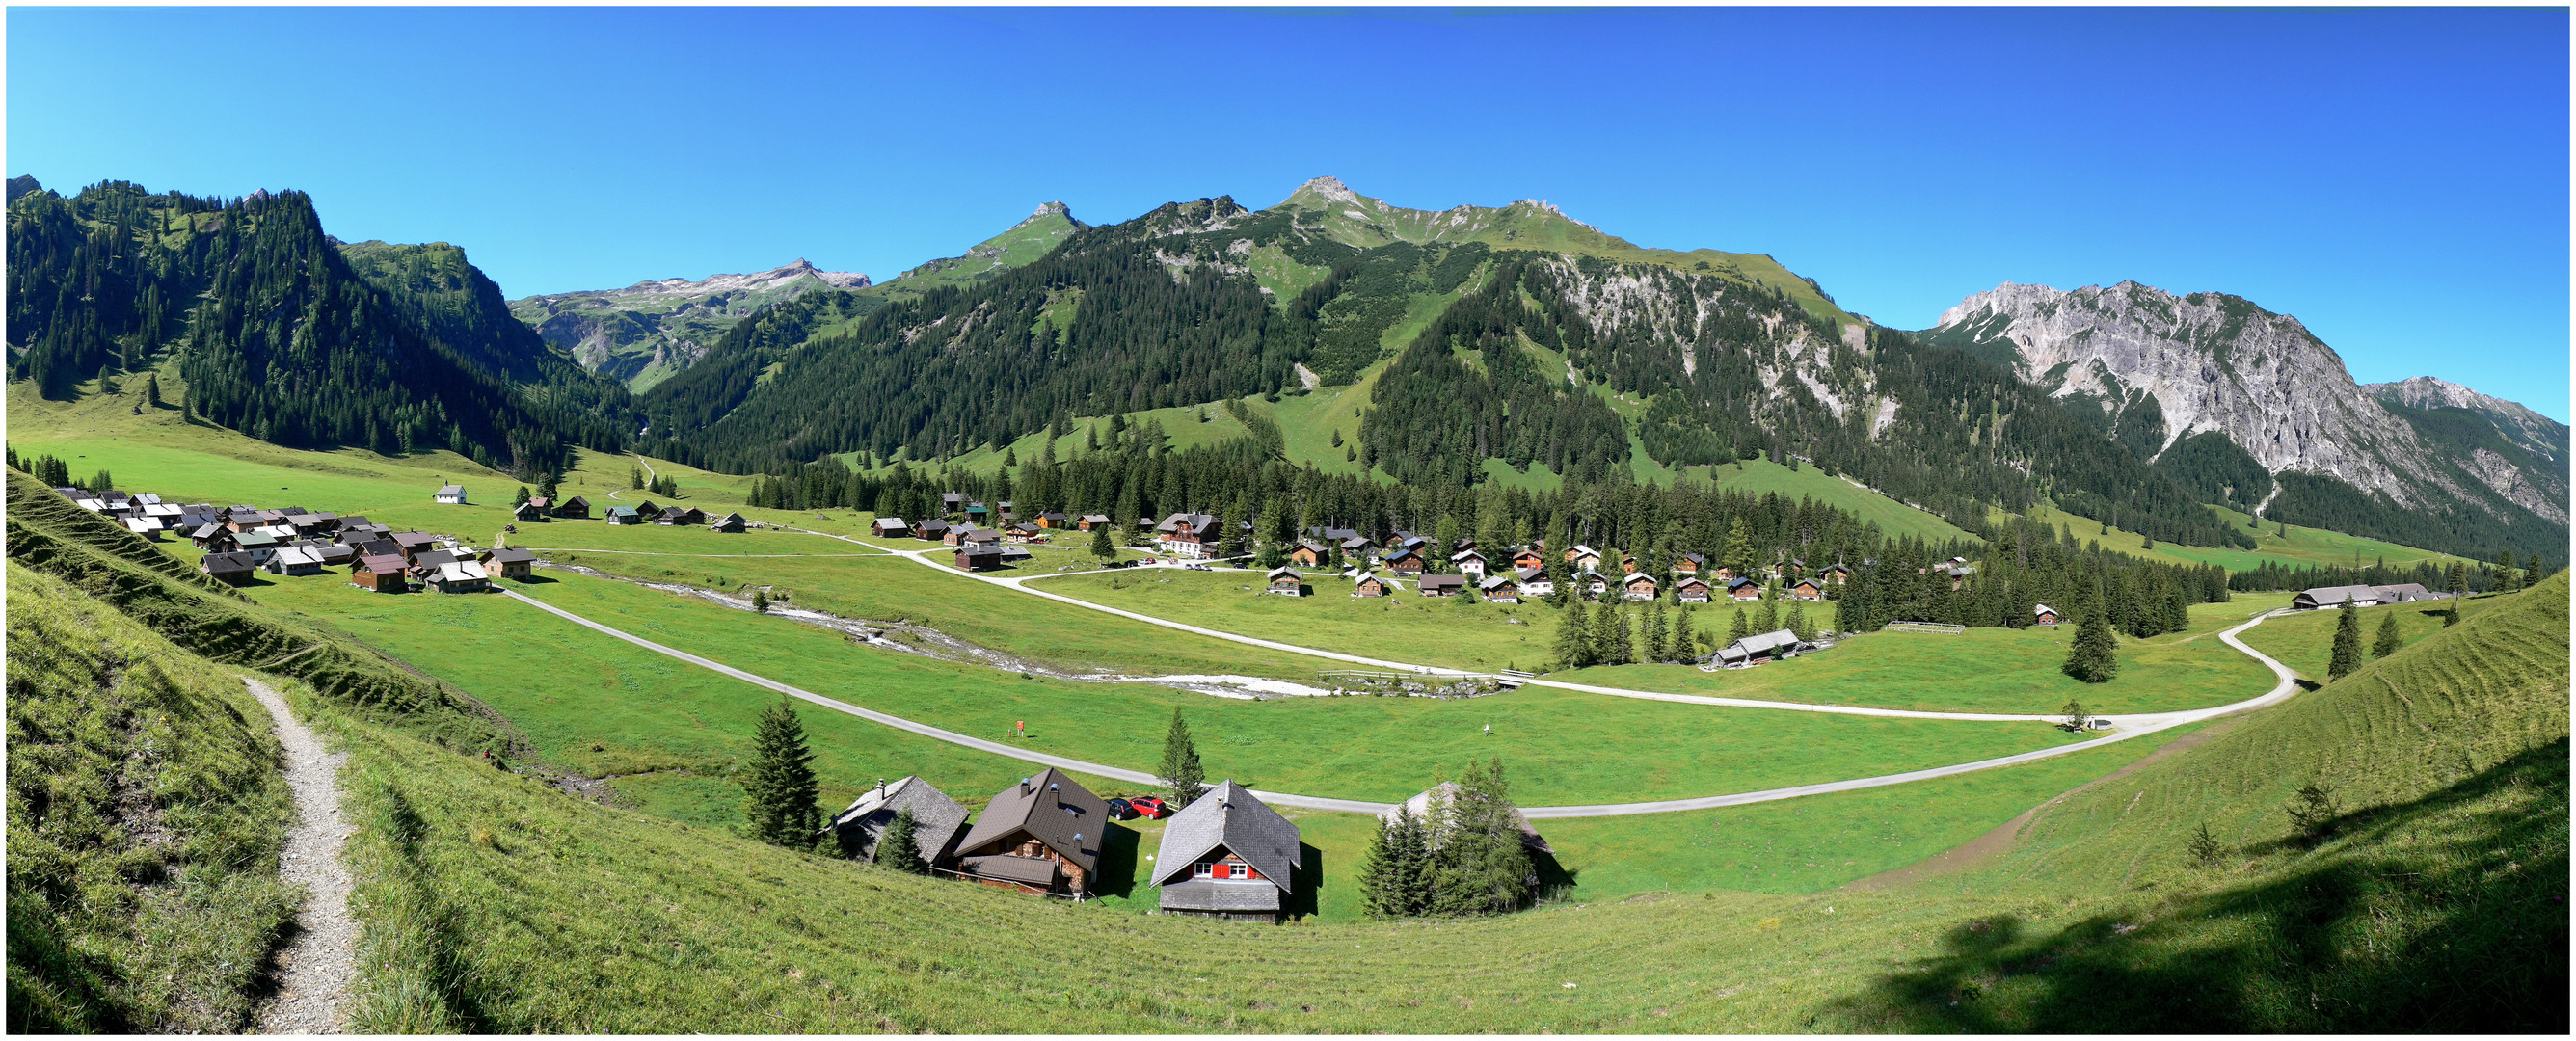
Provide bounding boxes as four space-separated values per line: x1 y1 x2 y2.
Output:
827 776 971 869
1153 781 1301 922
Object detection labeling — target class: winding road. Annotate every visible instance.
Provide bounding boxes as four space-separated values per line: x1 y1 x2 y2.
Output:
499 535 2304 817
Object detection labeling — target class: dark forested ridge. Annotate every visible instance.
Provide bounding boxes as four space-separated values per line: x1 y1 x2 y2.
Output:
6 180 630 476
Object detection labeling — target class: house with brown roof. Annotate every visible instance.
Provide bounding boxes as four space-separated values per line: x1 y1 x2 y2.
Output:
1418 574 1466 598
484 547 538 581
953 769 1108 896
1622 573 1659 601
1675 552 1705 574
511 500 545 522
1154 513 1221 559
199 551 259 585
956 545 1009 572
711 512 747 533
1287 540 1328 567
1350 570 1388 598
1787 578 1824 601
1677 575 1713 603
1154 782 1301 922
352 554 410 593
1509 547 1546 572
914 519 952 542
554 495 594 520
1036 511 1068 529
1818 562 1851 585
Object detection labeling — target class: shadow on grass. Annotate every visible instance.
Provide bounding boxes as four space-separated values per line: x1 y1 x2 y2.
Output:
1092 823 1140 899
1819 741 2569 1032
1287 842 1325 919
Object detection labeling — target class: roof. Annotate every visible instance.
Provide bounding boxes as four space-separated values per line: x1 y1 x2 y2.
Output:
436 484 467 496
957 545 1006 560
1157 877 1284 913
2034 602 2057 615
200 551 256 573
606 505 640 518
960 855 1060 887
1623 572 1657 586
1420 574 1466 592
360 554 409 574
1153 781 1300 890
1156 512 1219 534
1080 514 1112 523
955 768 1107 873
872 518 909 530
1718 629 1805 661
2297 584 2383 605
1567 544 1599 558
436 561 490 582
829 776 971 866
1451 547 1485 561
1726 576 1758 590
1479 574 1518 590
1267 566 1304 582
557 496 591 509
486 547 538 565
414 548 461 568
1381 783 1552 855
271 546 328 567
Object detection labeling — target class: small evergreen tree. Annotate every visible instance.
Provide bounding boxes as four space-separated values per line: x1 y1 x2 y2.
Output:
2063 591 2119 683
2371 610 2402 658
1754 596 1780 635
1553 601 1592 669
2444 561 2468 626
1590 604 1625 666
751 587 770 613
1728 606 1751 643
877 807 926 871
740 696 821 849
1643 602 1669 662
538 470 558 500
2060 699 2089 731
1426 758 1537 916
1675 601 1699 655
1784 600 1811 643
513 485 531 507
2328 595 2363 680
2186 822 2223 867
1358 805 1431 918
630 466 644 490
1090 522 1117 567
144 373 161 407
1161 707 1206 808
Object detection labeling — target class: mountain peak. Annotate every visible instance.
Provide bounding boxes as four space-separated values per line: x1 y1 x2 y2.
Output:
1296 175 1362 205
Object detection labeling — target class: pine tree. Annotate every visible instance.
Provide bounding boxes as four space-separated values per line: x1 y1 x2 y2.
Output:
1675 601 1699 656
1359 806 1430 918
1426 758 1537 916
2444 561 2468 626
513 485 531 507
740 696 821 849
538 470 559 500
144 373 161 407
1728 606 1751 643
1590 603 1624 666
1090 522 1117 567
2501 549 2524 594
1644 602 1669 662
2371 609 2402 658
1161 707 1206 808
751 587 770 613
2062 587 2119 683
630 466 644 490
1553 601 1592 669
1722 517 1756 577
1785 600 1811 642
877 807 927 871
1754 596 1780 635
2328 595 2363 680
2187 822 2223 867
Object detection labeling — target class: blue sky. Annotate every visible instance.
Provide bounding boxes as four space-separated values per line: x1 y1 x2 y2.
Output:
12 7 2567 417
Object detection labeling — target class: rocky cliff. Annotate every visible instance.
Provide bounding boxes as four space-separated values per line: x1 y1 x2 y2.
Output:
2364 375 2568 466
1924 281 2567 526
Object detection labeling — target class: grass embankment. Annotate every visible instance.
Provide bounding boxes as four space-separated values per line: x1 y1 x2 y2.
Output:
1833 573 2572 1031
1999 500 2471 574
6 566 299 1033
2237 593 2511 684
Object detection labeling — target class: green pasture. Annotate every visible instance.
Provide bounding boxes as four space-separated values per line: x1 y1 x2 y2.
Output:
1999 500 2469 574
2236 593 2513 683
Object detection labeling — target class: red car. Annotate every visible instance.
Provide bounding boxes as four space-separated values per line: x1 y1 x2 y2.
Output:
1124 795 1169 819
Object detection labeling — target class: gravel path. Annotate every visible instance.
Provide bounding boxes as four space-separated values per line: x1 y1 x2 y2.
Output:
245 677 356 1035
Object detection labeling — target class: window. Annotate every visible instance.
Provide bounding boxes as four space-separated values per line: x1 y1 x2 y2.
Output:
1193 862 1214 879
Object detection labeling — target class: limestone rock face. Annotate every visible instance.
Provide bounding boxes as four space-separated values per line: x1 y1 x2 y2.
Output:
1928 281 2566 523
510 259 869 389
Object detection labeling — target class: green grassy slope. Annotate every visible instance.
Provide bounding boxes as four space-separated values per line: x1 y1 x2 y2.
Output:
2238 593 2513 684
2000 501 2473 574
6 565 299 1033
868 201 1085 298
1837 574 2571 1031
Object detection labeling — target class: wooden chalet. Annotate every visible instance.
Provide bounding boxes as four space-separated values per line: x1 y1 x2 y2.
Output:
827 777 969 868
940 492 967 513
301 542 358 568
1350 570 1388 598
555 496 594 520
953 769 1108 896
1712 628 1810 667
485 547 539 581
511 501 546 522
916 519 953 542
956 545 1009 572
1076 514 1113 531
1381 547 1425 574
122 516 166 541
963 501 991 523
1287 540 1328 567
424 560 492 594
1622 573 1659 601
1726 577 1762 601
1451 548 1488 575
1515 566 1554 599
1946 565 1974 591
199 551 258 585
1153 781 1301 923
656 506 705 526
265 545 329 576
711 512 748 533
1787 578 1824 601
1818 563 1851 586
1574 568 1611 601
1509 547 1546 572
1037 511 1068 529
1478 574 1521 603
2033 603 2061 627
872 517 912 538
1675 552 1706 575
961 527 1003 547
632 499 660 516
1385 529 1421 553
1265 566 1307 596
1154 513 1221 559
1006 522 1045 542
604 505 642 525
1564 544 1603 569
1419 574 1466 598
230 531 282 563
1677 576 1713 603
412 548 463 571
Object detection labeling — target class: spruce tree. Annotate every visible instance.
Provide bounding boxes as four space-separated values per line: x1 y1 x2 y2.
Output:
513 485 531 507
1359 806 1430 918
2328 595 2363 680
1785 600 1811 642
538 470 558 500
1161 707 1206 807
2062 589 2119 683
2371 609 2402 658
1590 604 1624 666
144 373 161 407
877 807 927 871
1675 601 1699 656
751 587 770 613
2501 550 2524 594
741 696 822 849
1090 522 1117 567
1426 758 1536 916
1754 596 1780 635
2444 561 2468 626
1553 601 1592 669
1644 602 1669 662
1728 606 1751 643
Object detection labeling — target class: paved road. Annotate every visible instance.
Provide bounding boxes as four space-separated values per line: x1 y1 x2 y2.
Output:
499 585 2301 817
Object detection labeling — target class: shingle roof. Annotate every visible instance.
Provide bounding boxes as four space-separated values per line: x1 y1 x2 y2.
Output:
1158 877 1284 913
485 547 538 565
1153 781 1300 891
829 776 970 867
200 551 257 573
436 484 466 496
960 855 1060 887
955 768 1107 873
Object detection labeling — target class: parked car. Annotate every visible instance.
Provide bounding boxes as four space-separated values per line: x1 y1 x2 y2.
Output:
1105 797 1134 820
1125 795 1169 819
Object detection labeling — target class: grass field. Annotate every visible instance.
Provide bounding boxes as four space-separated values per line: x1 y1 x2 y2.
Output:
1558 595 2288 715
1998 500 2472 574
2235 593 2512 683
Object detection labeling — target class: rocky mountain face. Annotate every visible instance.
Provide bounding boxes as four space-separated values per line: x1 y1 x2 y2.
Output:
1922 281 2568 530
508 258 869 390
2365 376 2569 465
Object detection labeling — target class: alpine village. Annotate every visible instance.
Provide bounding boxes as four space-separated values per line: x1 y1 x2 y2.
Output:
7 152 2567 1031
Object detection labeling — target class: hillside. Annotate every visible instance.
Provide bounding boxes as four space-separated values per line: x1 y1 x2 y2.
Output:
5 179 631 477
1921 281 2568 561
872 200 1087 296
509 259 871 389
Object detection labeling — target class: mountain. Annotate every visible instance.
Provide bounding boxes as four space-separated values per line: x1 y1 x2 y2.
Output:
6 179 629 476
635 180 2253 550
6 174 40 203
508 259 871 390
1921 280 2568 559
876 200 1087 295
2364 375 2569 466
